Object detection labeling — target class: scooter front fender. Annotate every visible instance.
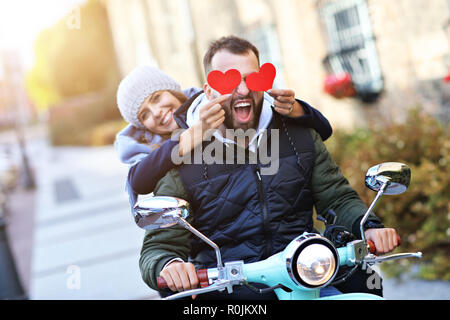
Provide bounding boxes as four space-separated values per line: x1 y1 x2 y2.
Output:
273 288 384 300
317 292 384 300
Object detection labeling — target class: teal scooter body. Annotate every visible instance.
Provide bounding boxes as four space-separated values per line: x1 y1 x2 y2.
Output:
240 234 384 300
201 233 384 300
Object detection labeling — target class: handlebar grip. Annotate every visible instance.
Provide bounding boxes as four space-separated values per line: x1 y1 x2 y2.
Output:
157 269 209 289
367 234 401 254
367 240 376 254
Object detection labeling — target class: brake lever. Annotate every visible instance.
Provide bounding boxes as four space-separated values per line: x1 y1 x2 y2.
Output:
163 279 233 300
362 251 422 269
243 282 293 294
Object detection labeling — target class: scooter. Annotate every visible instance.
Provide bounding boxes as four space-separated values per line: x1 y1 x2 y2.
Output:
133 162 422 300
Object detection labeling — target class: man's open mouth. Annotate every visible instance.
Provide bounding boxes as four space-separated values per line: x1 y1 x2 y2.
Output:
233 100 253 123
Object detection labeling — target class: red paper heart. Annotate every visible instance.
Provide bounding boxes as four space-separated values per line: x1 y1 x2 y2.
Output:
207 69 241 95
245 63 276 91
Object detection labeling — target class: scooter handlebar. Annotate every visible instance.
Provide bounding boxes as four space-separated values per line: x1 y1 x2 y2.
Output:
157 269 210 289
367 234 401 254
156 235 402 288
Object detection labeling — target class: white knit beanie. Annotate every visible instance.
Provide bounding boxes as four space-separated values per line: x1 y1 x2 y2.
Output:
116 66 182 128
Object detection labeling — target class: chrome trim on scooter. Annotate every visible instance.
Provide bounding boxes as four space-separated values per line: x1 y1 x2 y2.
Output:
285 233 339 289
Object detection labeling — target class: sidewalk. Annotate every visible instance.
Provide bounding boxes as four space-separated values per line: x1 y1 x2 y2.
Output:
20 126 159 299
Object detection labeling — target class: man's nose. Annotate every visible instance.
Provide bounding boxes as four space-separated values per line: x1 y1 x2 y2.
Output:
235 78 250 96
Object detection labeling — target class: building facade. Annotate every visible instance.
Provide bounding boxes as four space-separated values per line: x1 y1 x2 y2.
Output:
105 0 450 129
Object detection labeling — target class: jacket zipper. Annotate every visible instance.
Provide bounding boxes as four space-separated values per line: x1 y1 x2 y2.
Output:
255 166 272 259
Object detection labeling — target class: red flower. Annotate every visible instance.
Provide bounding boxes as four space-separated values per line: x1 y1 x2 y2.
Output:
444 72 450 83
323 73 356 98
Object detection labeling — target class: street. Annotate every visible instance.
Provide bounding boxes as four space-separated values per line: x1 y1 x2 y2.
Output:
2 124 449 300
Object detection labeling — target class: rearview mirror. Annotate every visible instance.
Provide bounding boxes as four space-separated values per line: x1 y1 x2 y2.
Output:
133 196 224 269
133 196 189 230
365 162 411 195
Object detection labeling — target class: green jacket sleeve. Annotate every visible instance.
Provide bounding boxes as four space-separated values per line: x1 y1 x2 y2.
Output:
309 129 381 237
139 169 192 290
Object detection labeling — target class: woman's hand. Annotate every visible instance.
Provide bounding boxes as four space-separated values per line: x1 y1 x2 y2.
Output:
267 88 304 118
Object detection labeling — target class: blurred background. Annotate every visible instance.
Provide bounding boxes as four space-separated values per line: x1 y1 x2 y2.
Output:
0 0 448 300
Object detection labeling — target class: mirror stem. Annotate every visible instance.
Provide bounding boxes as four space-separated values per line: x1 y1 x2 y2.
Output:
360 181 388 243
177 218 224 269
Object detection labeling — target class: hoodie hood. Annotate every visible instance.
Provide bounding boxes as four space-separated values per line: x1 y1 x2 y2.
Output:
185 92 275 152
114 124 164 166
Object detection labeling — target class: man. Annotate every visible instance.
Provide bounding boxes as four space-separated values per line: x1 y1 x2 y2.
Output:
139 36 399 298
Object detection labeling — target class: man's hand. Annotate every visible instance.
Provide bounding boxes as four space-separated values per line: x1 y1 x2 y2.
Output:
267 89 304 118
159 261 199 292
364 228 400 254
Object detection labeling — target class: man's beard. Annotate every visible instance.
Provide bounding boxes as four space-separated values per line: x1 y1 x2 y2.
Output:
223 96 262 131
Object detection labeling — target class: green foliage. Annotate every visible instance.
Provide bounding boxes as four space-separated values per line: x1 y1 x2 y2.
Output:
326 108 450 280
25 28 62 110
26 0 120 110
26 0 124 145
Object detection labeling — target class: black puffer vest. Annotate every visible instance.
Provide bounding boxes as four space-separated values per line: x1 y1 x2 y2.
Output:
174 93 316 268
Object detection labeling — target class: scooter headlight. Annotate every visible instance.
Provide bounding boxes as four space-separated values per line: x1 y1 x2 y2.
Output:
296 243 336 286
286 233 339 289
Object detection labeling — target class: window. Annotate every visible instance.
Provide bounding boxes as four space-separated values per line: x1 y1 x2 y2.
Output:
246 24 286 89
320 0 383 102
